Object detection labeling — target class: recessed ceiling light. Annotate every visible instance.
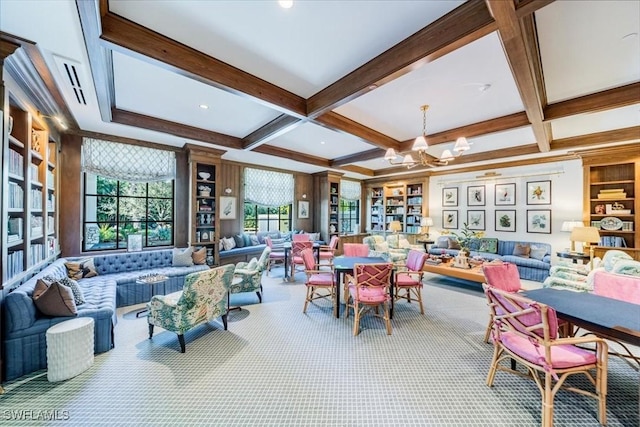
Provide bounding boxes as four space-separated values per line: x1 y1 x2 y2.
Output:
320 141 326 145
278 0 293 9
199 104 209 109
368 84 378 90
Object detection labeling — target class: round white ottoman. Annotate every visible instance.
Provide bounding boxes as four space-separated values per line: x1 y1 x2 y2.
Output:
46 317 94 382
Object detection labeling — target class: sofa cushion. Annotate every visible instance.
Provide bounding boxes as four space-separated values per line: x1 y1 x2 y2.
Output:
513 244 530 258
480 238 498 254
44 275 85 306
249 234 260 246
529 245 547 261
448 239 461 250
611 259 640 276
242 233 252 247
222 237 236 251
233 234 245 248
65 258 98 280
435 236 450 249
172 247 194 267
192 247 207 265
33 278 78 317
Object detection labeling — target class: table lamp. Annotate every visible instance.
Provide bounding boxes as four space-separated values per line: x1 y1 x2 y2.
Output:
389 220 402 248
420 217 434 239
570 226 600 261
561 220 584 252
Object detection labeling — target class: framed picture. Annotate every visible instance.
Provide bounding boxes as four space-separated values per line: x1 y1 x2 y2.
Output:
526 180 551 205
467 185 485 206
220 196 236 220
442 210 458 229
467 210 485 230
527 209 551 234
127 234 143 252
495 183 516 205
495 209 516 232
442 187 458 207
200 231 210 242
298 200 309 219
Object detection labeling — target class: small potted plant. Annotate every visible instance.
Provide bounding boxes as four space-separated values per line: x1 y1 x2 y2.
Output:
198 185 211 197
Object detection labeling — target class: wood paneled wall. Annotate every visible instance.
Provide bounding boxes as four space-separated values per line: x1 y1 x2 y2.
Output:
295 172 314 231
219 162 242 237
59 134 82 256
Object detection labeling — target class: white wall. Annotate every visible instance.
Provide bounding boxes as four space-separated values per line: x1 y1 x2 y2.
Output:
427 159 584 259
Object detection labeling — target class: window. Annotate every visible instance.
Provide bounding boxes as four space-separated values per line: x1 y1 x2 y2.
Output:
340 179 361 234
83 173 174 251
243 203 291 233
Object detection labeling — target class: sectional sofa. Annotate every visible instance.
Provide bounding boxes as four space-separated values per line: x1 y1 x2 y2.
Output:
428 236 552 282
3 249 208 381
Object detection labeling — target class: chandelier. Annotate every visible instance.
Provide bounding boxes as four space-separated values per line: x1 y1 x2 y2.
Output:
384 105 471 168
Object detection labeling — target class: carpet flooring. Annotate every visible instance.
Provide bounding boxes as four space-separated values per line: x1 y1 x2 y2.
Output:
0 268 638 426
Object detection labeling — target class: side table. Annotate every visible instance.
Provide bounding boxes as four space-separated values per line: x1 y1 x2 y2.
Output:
46 317 94 382
136 273 169 317
556 251 590 264
416 239 435 252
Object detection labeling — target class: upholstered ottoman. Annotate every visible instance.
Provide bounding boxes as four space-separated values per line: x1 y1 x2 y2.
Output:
46 317 94 382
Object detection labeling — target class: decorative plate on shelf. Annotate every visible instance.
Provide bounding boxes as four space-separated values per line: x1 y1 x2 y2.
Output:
600 216 623 230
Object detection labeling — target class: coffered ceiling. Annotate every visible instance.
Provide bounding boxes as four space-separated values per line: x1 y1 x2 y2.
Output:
1 0 638 179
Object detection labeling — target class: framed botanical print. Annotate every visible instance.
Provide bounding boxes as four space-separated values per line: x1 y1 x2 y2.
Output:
467 210 485 231
442 187 458 207
220 196 236 220
526 180 551 205
527 209 551 234
495 209 516 232
442 210 458 229
298 200 309 219
467 185 485 206
494 183 516 206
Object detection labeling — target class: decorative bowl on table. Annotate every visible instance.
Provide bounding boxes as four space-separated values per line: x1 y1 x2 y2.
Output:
198 172 211 181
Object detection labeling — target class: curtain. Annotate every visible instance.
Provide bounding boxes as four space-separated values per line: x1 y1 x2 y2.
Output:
244 167 294 207
81 138 176 182
340 179 361 201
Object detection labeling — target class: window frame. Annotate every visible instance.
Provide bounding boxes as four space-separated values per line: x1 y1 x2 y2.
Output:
243 203 292 233
339 198 360 235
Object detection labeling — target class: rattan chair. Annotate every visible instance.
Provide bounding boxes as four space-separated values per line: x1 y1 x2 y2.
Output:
301 248 336 313
345 263 393 336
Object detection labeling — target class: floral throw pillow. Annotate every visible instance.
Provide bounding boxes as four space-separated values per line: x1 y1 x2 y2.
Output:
65 258 98 280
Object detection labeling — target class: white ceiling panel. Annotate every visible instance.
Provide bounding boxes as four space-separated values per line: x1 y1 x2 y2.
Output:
537 1 640 103
113 52 281 137
550 104 640 140
335 32 524 141
109 0 463 98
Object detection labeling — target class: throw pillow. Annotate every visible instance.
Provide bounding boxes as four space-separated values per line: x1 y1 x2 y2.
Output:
611 259 640 276
398 238 411 249
172 247 194 267
529 245 547 261
448 239 461 250
375 242 389 252
233 234 245 248
309 232 321 242
222 237 236 251
33 278 78 316
192 247 207 265
480 238 499 254
249 234 260 246
242 233 252 247
219 240 225 252
65 258 98 280
246 257 259 271
436 236 450 249
43 275 85 306
513 243 531 258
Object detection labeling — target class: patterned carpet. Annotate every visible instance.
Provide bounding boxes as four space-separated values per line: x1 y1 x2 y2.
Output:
1 268 638 426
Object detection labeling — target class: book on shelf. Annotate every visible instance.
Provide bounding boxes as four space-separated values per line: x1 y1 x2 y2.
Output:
597 192 626 199
599 188 624 193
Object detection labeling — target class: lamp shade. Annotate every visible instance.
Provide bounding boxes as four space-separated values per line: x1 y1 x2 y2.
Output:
439 149 454 162
401 154 416 166
412 135 428 151
453 137 470 153
561 220 584 232
421 217 434 227
384 148 398 160
389 221 402 232
570 227 600 244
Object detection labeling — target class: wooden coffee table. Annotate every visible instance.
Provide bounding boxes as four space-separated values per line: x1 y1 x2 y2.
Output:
422 262 485 283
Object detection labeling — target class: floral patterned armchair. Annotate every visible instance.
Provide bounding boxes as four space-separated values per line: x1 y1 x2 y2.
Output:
232 247 271 303
147 264 234 353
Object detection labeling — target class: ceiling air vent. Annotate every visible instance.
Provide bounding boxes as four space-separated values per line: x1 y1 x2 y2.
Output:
53 55 88 106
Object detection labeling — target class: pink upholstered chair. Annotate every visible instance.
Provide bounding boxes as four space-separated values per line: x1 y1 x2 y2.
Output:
290 241 313 279
264 236 285 276
394 250 428 314
343 243 369 257
345 263 394 336
483 285 608 427
481 261 522 342
319 235 340 264
293 233 311 242
301 248 336 313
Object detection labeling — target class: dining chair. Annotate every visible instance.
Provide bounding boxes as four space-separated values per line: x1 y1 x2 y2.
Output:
319 235 340 264
345 263 394 336
292 233 311 242
264 236 286 276
481 261 522 343
343 243 370 257
394 249 427 314
290 241 313 280
483 285 608 427
301 248 336 313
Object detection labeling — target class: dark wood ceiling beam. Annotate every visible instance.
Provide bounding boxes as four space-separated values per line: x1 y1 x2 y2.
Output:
306 0 497 118
99 12 306 117
331 148 386 167
253 145 332 168
552 126 640 151
339 165 375 177
0 33 23 60
241 115 304 150
514 0 555 18
487 0 550 152
544 82 640 121
399 111 530 148
315 112 402 151
72 129 183 152
111 108 243 149
76 0 115 123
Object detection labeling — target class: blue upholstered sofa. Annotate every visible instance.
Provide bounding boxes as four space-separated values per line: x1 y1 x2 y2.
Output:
3 249 208 381
428 237 552 282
